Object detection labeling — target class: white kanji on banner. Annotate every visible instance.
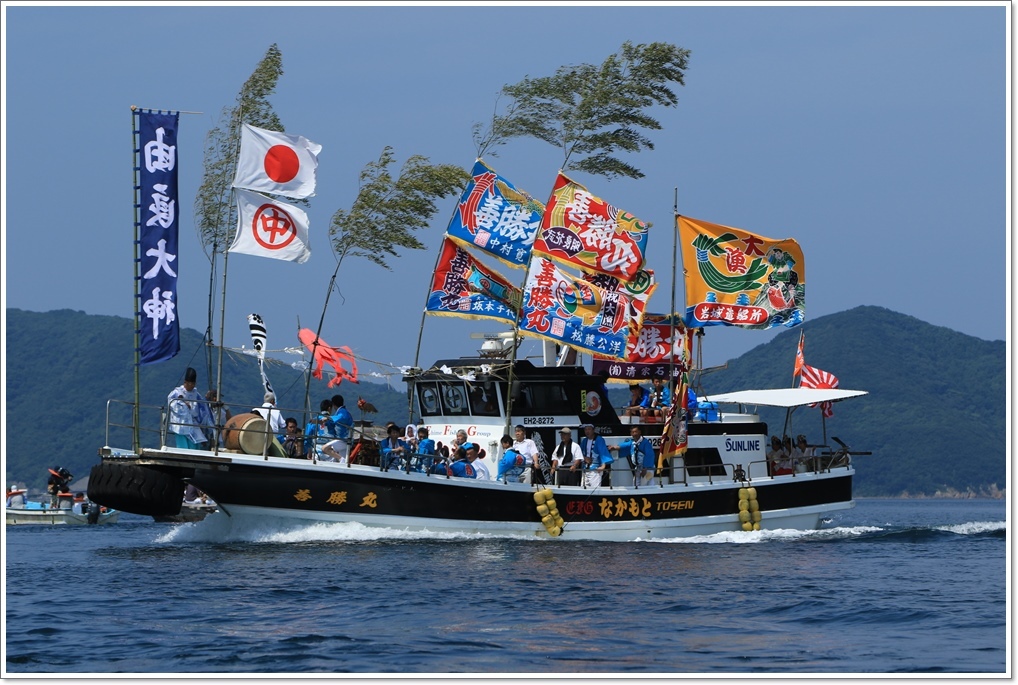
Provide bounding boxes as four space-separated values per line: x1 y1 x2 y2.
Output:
232 124 322 199
228 189 311 264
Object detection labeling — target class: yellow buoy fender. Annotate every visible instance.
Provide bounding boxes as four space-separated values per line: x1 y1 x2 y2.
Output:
536 504 550 517
738 510 751 523
746 487 757 500
738 488 748 500
534 490 548 505
751 511 762 523
742 522 753 532
738 499 750 512
749 500 760 512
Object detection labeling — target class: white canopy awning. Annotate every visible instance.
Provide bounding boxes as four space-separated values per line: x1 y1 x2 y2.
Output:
703 387 869 409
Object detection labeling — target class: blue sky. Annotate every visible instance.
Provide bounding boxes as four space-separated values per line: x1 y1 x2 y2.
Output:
2 2 1008 392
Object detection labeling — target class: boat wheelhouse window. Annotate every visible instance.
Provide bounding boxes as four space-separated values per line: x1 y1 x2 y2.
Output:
516 382 572 416
440 383 469 416
468 382 500 417
417 383 442 417
682 447 727 477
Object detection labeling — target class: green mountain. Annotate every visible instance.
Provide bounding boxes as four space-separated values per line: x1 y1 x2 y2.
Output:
4 306 1006 497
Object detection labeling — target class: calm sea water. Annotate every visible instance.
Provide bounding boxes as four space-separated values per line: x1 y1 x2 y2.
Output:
4 498 1007 675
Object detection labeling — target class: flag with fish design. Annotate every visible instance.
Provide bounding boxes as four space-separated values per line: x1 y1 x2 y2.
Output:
247 313 274 396
591 312 692 383
517 257 637 359
678 215 805 330
425 237 521 324
446 160 544 269
534 172 648 282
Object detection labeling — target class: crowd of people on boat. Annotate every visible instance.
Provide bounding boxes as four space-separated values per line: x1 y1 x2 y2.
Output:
166 365 815 485
767 434 815 475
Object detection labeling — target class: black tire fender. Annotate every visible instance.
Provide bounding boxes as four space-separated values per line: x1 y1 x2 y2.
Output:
87 463 183 517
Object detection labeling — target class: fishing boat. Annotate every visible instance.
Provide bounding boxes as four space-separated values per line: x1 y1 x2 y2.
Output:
6 488 120 526
89 117 868 540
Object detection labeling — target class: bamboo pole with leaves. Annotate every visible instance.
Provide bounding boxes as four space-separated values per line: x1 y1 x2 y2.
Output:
192 44 293 418
305 147 470 420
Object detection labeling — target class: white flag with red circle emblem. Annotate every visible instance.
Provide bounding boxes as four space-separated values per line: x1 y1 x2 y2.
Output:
228 189 311 264
232 124 322 199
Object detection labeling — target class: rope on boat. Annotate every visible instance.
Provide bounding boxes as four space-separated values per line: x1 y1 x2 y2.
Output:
533 488 564 537
738 487 761 531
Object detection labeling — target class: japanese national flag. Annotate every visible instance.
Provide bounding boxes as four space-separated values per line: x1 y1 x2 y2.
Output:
229 189 311 264
232 124 322 199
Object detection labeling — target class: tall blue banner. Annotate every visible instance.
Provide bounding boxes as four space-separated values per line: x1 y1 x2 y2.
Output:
137 111 180 364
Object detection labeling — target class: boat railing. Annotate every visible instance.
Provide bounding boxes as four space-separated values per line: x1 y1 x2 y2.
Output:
104 398 169 454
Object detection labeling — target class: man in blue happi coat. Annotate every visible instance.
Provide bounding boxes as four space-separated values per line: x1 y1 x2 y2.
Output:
613 425 657 487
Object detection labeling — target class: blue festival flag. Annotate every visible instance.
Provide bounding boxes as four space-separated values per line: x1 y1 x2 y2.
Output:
137 111 180 364
518 257 633 359
445 160 544 269
425 237 521 325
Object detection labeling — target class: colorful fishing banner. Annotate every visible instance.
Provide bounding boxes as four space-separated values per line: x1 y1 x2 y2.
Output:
425 237 521 325
678 215 805 329
137 110 180 365
446 160 544 269
534 172 649 282
518 257 638 359
591 313 692 382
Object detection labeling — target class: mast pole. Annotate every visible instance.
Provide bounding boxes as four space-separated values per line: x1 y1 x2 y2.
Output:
670 187 678 391
131 106 142 454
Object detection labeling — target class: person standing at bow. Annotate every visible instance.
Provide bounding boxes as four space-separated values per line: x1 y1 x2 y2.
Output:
614 425 657 487
168 367 210 450
576 424 613 488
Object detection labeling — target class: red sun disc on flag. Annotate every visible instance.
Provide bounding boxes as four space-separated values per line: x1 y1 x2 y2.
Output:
252 204 297 250
263 145 300 183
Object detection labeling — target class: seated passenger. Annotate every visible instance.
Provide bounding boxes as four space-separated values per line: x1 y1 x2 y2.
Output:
623 384 652 417
380 424 410 471
447 447 476 478
793 434 814 472
772 436 795 475
281 417 305 459
767 436 790 476
465 443 489 480
642 377 672 419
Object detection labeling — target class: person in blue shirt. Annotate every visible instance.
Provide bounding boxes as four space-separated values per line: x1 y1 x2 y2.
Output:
380 424 410 471
411 426 437 472
613 425 657 487
496 435 525 482
577 424 613 488
322 394 354 463
447 446 476 478
623 384 652 417
644 377 672 419
305 399 335 459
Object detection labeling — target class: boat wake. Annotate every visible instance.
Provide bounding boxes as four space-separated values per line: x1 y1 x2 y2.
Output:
154 513 530 544
650 520 1007 544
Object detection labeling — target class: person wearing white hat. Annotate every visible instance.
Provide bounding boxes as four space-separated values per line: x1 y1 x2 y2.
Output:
551 427 583 486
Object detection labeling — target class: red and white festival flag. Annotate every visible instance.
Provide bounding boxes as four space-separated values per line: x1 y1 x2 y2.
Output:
232 124 322 199
793 330 805 381
800 363 839 417
229 189 311 264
